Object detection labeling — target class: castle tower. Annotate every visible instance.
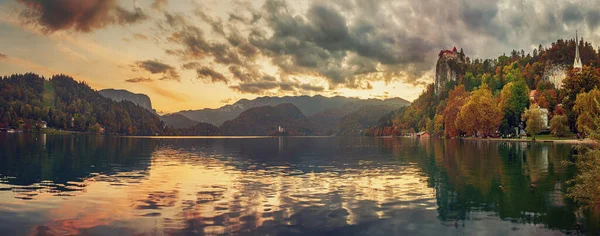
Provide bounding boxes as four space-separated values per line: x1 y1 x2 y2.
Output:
574 30 583 70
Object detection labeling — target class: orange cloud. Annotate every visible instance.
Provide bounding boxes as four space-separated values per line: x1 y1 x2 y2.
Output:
145 83 187 102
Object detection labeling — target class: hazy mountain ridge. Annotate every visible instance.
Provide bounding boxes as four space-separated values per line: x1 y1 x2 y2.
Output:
99 89 155 113
177 95 410 126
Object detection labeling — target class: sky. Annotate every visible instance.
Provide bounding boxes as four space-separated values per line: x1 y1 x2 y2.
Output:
0 0 598 113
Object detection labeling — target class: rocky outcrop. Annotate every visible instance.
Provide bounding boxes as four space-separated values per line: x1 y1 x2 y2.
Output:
435 48 465 95
99 89 154 113
543 63 567 89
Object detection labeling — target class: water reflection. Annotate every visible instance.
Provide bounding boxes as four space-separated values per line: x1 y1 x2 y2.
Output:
0 135 598 235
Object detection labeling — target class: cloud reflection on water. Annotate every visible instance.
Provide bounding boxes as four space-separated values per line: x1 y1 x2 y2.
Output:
0 135 594 235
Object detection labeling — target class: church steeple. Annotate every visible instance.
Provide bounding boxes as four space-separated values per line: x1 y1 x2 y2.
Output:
574 30 583 70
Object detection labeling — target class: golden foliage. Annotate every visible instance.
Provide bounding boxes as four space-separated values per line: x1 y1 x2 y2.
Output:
522 103 544 139
574 88 600 134
455 85 503 137
442 85 469 137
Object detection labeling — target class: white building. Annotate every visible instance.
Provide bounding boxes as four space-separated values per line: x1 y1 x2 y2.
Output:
540 108 549 129
574 30 583 70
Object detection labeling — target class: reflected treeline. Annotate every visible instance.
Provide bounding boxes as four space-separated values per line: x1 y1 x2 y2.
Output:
0 134 158 186
402 138 599 234
1 135 599 234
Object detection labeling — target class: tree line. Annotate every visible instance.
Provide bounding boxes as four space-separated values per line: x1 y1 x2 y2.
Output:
366 38 600 139
0 73 180 135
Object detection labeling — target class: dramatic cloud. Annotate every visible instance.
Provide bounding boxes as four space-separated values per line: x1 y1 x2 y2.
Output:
151 0 600 96
133 60 180 82
230 80 325 95
125 77 154 83
17 0 148 33
181 62 202 70
229 81 279 94
151 0 168 11
132 33 148 40
196 67 228 84
148 85 187 102
195 9 225 36
114 6 147 24
158 0 439 94
246 0 439 88
300 83 325 92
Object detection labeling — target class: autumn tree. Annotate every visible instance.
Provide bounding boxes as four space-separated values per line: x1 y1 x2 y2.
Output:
566 112 600 209
88 123 103 134
573 88 600 135
562 65 600 131
433 114 444 137
443 85 469 137
455 85 503 137
499 80 530 135
550 115 569 137
522 104 544 140
463 72 481 91
425 118 434 133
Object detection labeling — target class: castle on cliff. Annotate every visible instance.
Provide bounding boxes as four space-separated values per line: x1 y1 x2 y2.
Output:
434 46 464 95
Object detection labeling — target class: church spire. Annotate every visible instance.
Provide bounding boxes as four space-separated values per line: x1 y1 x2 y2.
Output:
574 30 583 70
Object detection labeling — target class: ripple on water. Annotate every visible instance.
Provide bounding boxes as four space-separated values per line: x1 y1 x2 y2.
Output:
0 137 586 235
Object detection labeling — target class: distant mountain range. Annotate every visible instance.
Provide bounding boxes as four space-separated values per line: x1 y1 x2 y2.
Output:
99 89 155 113
96 90 411 135
174 95 410 126
0 72 409 136
55 84 411 135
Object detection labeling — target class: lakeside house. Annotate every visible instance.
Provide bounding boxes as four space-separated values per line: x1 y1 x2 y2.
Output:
416 131 431 138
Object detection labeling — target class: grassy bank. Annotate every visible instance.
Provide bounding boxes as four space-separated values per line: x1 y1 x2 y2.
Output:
461 134 598 145
36 128 83 135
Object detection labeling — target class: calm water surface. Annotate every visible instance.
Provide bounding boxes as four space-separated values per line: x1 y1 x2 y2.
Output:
0 134 599 235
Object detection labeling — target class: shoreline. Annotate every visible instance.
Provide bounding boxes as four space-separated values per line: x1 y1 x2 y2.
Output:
461 137 599 145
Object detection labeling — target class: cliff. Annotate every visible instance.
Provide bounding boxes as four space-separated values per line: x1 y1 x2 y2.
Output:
99 89 154 112
435 48 465 95
543 63 567 89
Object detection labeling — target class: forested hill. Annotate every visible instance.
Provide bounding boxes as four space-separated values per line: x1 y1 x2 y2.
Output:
220 103 316 136
0 73 170 135
368 37 600 137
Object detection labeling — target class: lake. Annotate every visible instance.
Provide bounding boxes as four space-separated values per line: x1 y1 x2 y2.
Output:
0 134 598 235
